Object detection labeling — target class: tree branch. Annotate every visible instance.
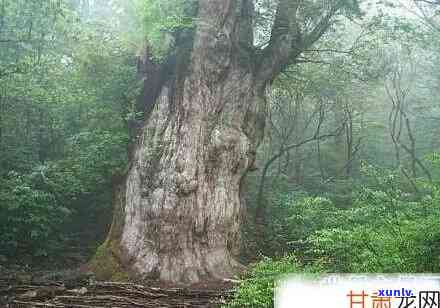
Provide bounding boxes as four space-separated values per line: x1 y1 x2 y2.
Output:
301 0 344 50
257 0 346 83
257 0 300 82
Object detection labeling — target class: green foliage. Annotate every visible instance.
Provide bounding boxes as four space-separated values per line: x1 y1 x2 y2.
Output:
232 165 440 306
0 128 128 259
257 165 440 273
134 0 195 58
0 169 71 258
0 0 71 77
307 176 440 272
63 130 128 190
225 256 301 308
259 193 340 257
427 153 440 168
0 0 134 262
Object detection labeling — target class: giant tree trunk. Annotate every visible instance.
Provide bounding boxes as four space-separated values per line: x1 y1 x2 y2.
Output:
91 0 340 285
91 1 266 285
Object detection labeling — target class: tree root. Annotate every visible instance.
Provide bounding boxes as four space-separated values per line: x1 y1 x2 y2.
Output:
2 280 234 308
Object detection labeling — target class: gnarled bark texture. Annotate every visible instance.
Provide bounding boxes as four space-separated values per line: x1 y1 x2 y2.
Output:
92 0 344 285
92 0 266 285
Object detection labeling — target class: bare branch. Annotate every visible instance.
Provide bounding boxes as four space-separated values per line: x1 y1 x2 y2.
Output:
257 0 347 83
257 0 300 82
301 0 344 50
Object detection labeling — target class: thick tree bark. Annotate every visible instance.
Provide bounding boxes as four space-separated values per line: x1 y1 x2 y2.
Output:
92 0 266 285
92 0 346 285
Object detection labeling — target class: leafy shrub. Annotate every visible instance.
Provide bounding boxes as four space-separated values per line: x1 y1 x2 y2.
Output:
226 256 300 308
0 130 128 261
253 193 341 259
0 170 72 258
305 169 440 272
229 165 440 307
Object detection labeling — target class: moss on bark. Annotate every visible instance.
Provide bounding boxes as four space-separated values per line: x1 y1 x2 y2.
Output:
89 241 129 281
89 176 129 281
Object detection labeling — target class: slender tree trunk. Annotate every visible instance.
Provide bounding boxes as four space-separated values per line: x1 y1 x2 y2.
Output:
333 100 347 177
345 106 353 178
294 146 303 185
0 87 3 152
317 138 325 180
37 108 46 163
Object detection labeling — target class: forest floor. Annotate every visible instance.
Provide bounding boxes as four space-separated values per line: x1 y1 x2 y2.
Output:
0 232 235 307
0 266 234 307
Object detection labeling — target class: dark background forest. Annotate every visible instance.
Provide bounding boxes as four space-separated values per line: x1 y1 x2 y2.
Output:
1 0 440 307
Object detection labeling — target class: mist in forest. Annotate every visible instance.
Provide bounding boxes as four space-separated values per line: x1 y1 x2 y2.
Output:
0 0 440 306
